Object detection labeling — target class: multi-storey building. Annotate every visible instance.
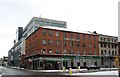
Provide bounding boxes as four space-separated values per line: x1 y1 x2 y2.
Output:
24 26 100 70
23 17 67 39
8 27 24 67
99 34 118 68
0 58 3 66
8 17 67 68
2 56 8 66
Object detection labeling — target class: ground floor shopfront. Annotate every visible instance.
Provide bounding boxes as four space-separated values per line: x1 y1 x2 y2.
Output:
23 54 101 70
100 56 116 68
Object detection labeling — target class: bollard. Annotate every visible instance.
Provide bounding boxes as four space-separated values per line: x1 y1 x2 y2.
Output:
63 67 66 72
69 68 72 75
78 66 80 71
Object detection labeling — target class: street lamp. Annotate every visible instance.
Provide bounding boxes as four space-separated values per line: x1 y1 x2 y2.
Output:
109 53 111 72
103 54 106 70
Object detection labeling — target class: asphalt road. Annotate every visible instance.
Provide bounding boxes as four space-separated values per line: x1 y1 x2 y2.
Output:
0 66 118 77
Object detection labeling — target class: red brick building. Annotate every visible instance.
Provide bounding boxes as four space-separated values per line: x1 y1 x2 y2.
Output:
24 26 100 70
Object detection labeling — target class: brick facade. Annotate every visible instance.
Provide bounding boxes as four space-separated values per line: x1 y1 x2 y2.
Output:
24 27 100 70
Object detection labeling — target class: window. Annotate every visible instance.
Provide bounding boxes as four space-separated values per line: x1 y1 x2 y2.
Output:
63 32 66 38
42 39 46 45
49 40 52 45
108 38 110 42
89 52 92 55
104 43 106 48
94 51 97 55
56 32 59 36
42 30 46 35
70 50 74 54
84 51 86 55
63 41 66 46
82 35 85 40
109 51 111 55
112 50 114 55
63 50 67 54
101 37 103 41
111 39 113 42
104 50 106 54
88 44 92 48
101 43 103 47
108 44 110 48
115 45 117 49
112 45 114 48
76 42 79 47
104 38 106 41
101 50 103 55
70 41 73 46
41 49 46 53
77 51 80 55
76 34 79 39
49 31 53 36
94 36 97 41
82 43 86 47
49 49 52 54
115 50 117 55
94 44 96 48
70 33 73 39
88 35 91 40
56 50 60 54
56 40 60 45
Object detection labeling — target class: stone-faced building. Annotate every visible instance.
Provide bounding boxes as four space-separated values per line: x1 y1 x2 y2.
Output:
99 34 118 68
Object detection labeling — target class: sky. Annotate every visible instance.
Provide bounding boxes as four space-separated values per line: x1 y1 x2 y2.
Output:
0 0 119 58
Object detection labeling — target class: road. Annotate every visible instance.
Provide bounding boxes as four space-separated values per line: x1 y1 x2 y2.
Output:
0 66 118 77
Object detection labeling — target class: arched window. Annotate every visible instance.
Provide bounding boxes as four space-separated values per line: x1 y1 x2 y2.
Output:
63 50 67 54
101 50 103 55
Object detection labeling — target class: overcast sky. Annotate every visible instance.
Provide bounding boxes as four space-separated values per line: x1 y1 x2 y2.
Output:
0 0 119 58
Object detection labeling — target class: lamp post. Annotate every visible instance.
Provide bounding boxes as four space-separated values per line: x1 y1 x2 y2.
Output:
109 53 111 72
103 54 106 70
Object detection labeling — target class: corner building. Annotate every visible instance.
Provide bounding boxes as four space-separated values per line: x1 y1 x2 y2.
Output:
24 26 100 70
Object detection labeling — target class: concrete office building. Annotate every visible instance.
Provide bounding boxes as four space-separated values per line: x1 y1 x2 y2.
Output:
23 17 67 39
8 27 24 67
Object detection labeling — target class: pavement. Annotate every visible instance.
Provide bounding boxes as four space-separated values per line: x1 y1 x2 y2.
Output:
0 66 119 77
7 66 118 73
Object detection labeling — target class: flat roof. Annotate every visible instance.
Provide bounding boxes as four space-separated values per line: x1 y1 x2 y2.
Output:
40 26 97 35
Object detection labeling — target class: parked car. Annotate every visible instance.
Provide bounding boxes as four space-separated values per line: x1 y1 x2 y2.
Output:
87 65 100 70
